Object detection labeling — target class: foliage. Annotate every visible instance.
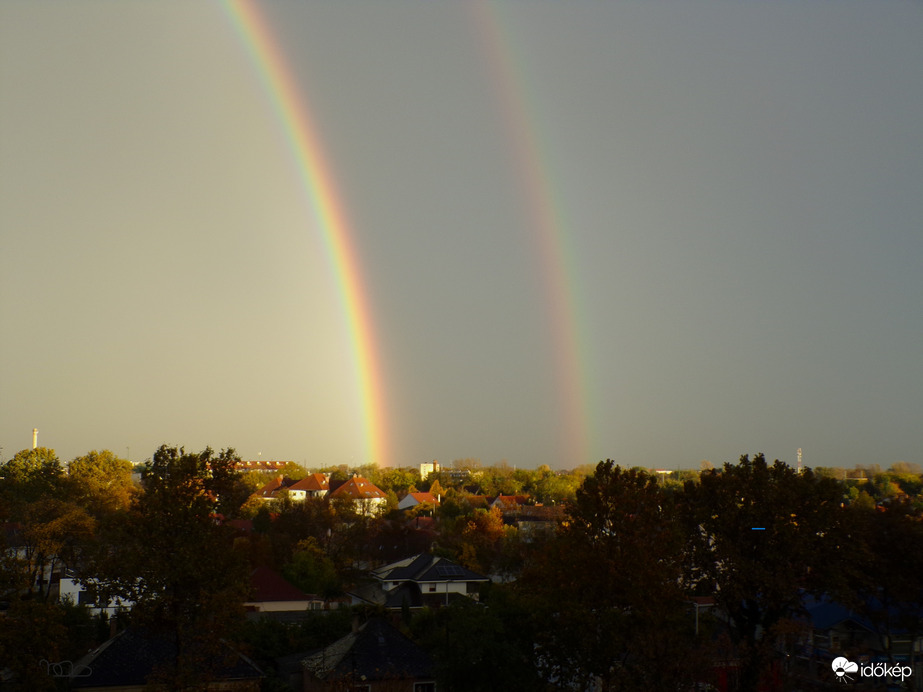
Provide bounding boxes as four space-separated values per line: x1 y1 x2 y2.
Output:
682 454 848 692
518 461 706 691
844 498 923 656
87 445 251 689
283 537 339 598
0 599 68 691
19 499 96 601
410 592 541 692
66 449 135 517
235 608 352 683
0 447 64 511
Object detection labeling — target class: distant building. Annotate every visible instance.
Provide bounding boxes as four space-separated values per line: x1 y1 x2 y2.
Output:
235 460 289 472
420 460 440 479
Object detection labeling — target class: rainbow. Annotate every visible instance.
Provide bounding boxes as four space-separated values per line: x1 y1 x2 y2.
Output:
470 1 595 466
220 1 389 467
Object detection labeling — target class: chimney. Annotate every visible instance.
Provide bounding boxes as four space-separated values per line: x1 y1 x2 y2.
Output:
32 428 38 449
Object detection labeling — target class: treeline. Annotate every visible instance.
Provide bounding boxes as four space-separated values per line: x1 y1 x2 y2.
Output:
1 446 922 691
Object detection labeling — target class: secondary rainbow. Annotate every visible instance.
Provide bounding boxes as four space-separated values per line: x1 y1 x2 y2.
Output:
221 1 389 467
469 1 595 466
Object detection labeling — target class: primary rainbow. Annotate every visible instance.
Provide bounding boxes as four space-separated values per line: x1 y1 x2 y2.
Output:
470 1 595 466
221 1 389 467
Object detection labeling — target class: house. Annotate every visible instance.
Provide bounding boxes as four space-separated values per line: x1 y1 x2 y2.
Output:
352 553 489 610
397 492 439 512
289 473 331 500
505 504 565 541
302 617 435 692
254 476 290 500
59 570 133 617
254 473 330 502
488 494 530 512
245 566 324 614
329 476 387 516
791 595 923 687
68 627 263 691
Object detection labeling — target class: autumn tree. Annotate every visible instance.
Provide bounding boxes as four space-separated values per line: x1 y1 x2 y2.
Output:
88 445 250 690
66 449 135 518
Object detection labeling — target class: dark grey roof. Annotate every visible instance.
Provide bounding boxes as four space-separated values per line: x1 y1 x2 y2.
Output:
303 617 433 682
70 628 263 688
375 553 489 584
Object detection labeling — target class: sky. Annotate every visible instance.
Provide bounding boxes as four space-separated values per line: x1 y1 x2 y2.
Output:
1 1 921 471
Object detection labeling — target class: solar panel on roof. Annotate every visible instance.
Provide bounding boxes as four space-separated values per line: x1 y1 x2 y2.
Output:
436 564 465 577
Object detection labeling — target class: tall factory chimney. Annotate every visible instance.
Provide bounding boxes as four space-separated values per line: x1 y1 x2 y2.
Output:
32 428 38 449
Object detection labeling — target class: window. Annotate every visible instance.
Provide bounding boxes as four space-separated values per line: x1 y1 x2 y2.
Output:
428 584 437 592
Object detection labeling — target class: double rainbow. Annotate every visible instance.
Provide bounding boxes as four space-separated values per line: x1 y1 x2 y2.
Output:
221 1 595 468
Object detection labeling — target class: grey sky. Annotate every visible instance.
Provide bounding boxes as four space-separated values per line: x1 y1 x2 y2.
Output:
1 1 921 470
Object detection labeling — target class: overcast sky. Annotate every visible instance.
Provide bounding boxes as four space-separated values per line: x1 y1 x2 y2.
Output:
1 1 921 470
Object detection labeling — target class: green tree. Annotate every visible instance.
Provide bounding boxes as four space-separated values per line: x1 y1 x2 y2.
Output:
411 592 541 692
66 449 135 518
683 454 847 692
0 447 63 511
283 537 339 599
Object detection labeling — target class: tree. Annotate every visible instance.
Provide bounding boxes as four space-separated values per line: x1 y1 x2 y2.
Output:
518 461 706 691
89 445 250 690
683 454 847 692
411 593 541 692
66 449 135 518
0 599 68 691
282 537 339 599
845 497 923 663
19 499 96 601
0 447 63 511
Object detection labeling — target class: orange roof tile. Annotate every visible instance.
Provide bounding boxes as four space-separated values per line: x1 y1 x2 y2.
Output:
329 476 385 500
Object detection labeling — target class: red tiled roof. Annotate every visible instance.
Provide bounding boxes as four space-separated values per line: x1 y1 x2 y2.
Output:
330 476 385 500
290 473 329 492
406 492 438 505
492 494 530 506
249 566 310 602
255 476 286 498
